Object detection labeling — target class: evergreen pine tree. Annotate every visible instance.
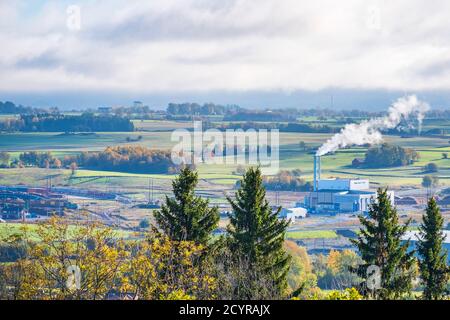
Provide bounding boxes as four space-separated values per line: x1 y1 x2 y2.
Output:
154 167 219 245
351 188 415 299
226 167 291 299
417 197 449 300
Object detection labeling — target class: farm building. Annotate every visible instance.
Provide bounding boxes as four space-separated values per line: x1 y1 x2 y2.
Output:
305 156 394 214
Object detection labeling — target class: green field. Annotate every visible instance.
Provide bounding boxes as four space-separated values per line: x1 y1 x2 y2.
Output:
133 119 194 131
0 132 174 153
0 129 449 188
286 230 338 240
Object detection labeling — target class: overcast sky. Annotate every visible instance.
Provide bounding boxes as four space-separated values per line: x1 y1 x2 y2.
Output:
1 0 450 109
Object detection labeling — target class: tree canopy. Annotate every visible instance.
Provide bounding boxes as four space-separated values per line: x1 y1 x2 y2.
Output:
417 197 449 300
155 167 219 245
364 143 419 168
351 189 416 299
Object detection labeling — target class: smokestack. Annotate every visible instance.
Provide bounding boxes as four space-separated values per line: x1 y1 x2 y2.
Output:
314 155 321 191
313 156 316 191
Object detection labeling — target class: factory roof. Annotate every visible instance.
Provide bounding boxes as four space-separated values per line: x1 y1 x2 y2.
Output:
346 190 377 195
318 178 367 182
317 178 370 191
312 189 374 193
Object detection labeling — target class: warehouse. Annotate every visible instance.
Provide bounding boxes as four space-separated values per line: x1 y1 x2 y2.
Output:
279 207 308 221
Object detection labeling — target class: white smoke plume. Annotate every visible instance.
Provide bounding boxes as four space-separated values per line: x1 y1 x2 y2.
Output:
316 95 430 156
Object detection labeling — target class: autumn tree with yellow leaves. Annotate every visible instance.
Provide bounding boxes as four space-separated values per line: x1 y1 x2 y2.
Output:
121 231 217 300
0 217 216 300
0 217 128 300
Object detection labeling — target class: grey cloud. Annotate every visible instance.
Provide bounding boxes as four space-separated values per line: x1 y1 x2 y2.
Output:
4 1 450 93
169 44 259 65
15 50 115 78
86 3 308 44
15 52 61 70
418 59 450 78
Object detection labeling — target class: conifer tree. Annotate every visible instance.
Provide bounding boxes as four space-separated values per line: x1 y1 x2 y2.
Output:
351 189 415 299
226 167 291 299
417 197 449 300
155 167 219 245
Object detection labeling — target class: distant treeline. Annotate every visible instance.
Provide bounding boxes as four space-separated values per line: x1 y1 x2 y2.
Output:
0 113 134 132
94 105 166 120
213 121 446 136
0 101 52 114
295 108 385 118
3 98 450 123
424 109 450 118
223 111 295 122
209 121 338 133
166 103 389 119
3 99 450 120
421 128 450 135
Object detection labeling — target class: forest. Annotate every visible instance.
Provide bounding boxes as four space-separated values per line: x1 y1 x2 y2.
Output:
19 113 134 132
0 101 50 114
66 146 178 174
6 146 179 174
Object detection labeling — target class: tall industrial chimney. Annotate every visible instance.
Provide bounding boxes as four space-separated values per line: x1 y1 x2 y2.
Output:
313 155 321 191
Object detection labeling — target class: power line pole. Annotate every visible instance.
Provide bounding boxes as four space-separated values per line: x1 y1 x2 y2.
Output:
148 178 155 203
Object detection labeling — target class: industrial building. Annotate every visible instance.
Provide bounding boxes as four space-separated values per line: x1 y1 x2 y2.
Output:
0 186 76 220
305 156 394 214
